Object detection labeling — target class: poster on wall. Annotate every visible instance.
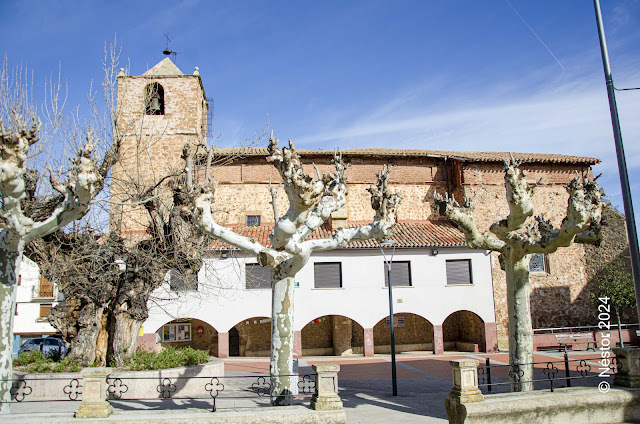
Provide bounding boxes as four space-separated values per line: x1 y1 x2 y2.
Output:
162 323 192 342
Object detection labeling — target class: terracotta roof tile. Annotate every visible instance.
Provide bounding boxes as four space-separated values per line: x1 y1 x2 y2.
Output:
209 221 466 251
209 147 599 165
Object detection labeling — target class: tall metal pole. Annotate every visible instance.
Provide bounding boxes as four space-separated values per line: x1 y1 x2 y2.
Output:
380 240 398 396
593 0 640 320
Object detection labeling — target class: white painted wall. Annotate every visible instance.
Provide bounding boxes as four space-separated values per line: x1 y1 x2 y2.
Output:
14 256 59 335
145 247 496 334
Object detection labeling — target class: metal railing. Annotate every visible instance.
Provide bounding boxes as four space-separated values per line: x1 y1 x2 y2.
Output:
477 353 619 393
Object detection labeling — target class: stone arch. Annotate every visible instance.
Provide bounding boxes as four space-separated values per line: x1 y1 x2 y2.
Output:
443 310 485 352
230 316 271 357
373 312 434 353
145 82 165 115
301 315 365 356
157 318 218 356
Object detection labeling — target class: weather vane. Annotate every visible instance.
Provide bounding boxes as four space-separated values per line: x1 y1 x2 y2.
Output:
162 33 179 61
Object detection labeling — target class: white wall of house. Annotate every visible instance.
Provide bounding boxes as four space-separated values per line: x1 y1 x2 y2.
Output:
145 247 496 334
13 256 60 352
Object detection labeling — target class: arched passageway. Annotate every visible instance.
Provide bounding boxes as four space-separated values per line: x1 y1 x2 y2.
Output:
443 310 485 352
231 316 271 357
301 315 364 356
373 313 433 353
157 318 218 356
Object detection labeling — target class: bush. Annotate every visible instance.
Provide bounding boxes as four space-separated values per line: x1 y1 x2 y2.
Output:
14 350 83 373
121 346 210 371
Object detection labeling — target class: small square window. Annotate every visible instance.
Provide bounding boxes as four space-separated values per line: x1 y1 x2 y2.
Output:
39 304 52 320
384 261 412 287
314 262 342 288
446 259 473 285
246 215 261 227
529 253 549 273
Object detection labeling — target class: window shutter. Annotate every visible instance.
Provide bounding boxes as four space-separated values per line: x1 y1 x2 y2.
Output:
314 263 342 288
446 260 472 285
384 262 411 287
246 264 272 289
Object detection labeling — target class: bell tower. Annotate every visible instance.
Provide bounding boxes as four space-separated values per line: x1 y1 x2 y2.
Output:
111 58 208 235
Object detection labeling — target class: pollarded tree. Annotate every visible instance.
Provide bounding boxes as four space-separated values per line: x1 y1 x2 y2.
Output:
434 156 604 391
183 132 402 405
0 69 122 411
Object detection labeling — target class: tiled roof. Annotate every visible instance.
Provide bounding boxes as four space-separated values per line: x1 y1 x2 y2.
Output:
209 221 466 250
210 147 599 165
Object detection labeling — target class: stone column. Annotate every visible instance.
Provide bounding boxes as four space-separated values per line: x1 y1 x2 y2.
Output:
613 347 640 388
433 324 444 355
364 327 375 357
218 332 229 358
293 330 302 357
332 316 353 356
311 364 343 410
482 322 498 353
75 367 113 418
444 360 484 424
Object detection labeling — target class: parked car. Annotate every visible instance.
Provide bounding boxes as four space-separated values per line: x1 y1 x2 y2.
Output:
18 337 67 359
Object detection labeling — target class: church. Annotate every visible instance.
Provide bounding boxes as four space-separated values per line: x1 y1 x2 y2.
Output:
14 57 625 358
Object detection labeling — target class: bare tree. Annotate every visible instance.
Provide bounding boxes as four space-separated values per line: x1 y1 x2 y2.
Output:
0 51 122 411
183 132 402 404
434 156 604 391
27 178 207 367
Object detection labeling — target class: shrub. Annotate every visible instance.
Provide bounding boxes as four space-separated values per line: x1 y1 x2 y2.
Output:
14 350 83 373
121 346 210 371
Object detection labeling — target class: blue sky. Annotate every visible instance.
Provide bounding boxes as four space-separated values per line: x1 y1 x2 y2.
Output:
2 0 640 231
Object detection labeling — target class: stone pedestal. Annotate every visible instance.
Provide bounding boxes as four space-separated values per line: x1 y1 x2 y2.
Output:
448 360 484 403
614 347 640 388
311 364 343 410
75 367 113 418
433 324 444 355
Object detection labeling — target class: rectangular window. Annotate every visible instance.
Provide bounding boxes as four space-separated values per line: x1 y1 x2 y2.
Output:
529 253 549 273
38 276 54 298
446 259 473 285
169 270 198 292
245 264 272 289
314 262 342 288
246 215 261 227
39 304 52 320
384 261 412 287
162 323 191 342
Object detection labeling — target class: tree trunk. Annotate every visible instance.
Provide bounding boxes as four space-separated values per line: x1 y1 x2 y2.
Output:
110 308 143 367
505 252 534 391
270 271 295 406
66 303 104 364
0 248 22 414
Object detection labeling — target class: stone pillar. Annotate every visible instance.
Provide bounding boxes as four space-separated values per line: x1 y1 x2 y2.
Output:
293 330 302 357
433 324 444 355
75 367 113 418
613 347 640 388
332 316 353 356
311 364 343 410
364 327 375 357
482 322 498 353
444 360 484 424
218 332 229 358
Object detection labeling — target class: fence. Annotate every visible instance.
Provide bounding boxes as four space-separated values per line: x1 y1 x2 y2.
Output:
2 363 343 417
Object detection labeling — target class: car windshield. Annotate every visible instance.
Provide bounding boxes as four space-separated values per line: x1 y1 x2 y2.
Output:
44 339 59 346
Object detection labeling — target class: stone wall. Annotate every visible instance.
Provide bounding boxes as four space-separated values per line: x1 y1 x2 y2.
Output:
443 311 484 344
373 313 433 346
235 317 271 356
159 318 218 356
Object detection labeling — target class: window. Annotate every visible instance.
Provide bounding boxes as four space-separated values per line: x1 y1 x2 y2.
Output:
38 276 54 298
384 261 412 287
246 264 271 289
145 82 165 115
529 253 549 273
39 304 52 320
314 262 342 289
162 323 191 342
446 259 473 285
169 270 198 292
246 215 261 227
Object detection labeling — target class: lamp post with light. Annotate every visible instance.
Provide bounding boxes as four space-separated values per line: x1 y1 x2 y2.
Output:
379 239 398 396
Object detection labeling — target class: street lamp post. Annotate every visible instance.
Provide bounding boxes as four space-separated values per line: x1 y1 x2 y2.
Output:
379 239 398 397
